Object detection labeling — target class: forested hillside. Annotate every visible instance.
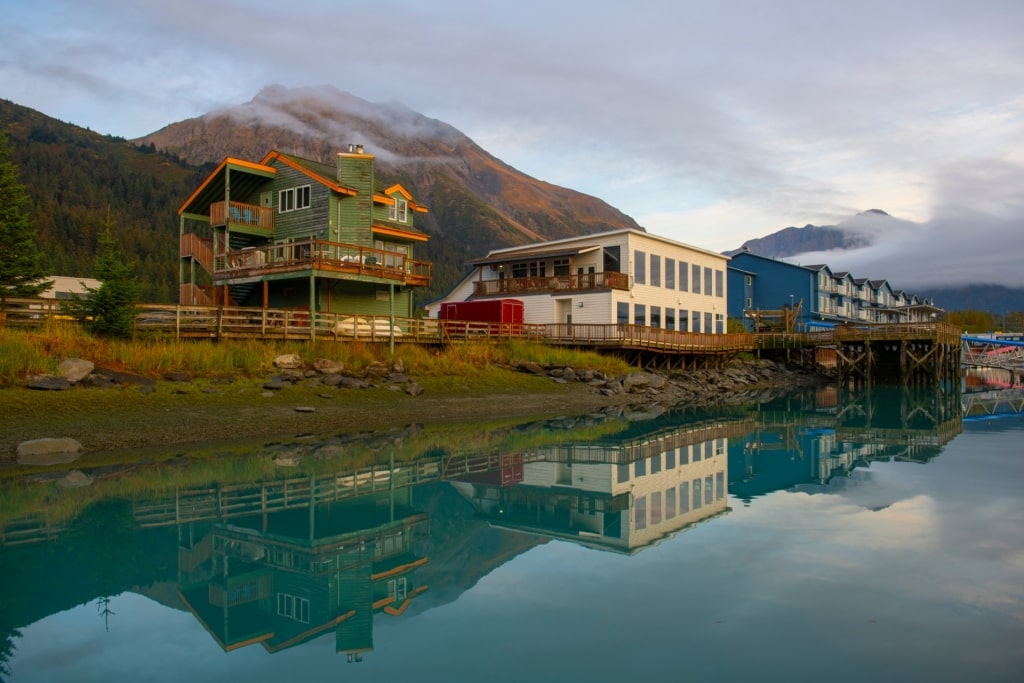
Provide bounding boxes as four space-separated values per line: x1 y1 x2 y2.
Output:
1 99 200 302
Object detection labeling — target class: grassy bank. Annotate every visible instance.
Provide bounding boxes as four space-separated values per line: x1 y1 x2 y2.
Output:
0 324 639 458
0 322 633 387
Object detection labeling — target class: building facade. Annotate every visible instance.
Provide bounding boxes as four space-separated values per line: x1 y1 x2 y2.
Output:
177 146 431 321
428 229 730 333
727 250 942 331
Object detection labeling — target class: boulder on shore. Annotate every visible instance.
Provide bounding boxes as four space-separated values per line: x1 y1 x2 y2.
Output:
25 375 71 391
16 438 83 465
58 358 94 383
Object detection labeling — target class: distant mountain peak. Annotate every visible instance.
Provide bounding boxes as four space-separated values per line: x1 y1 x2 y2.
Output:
859 208 890 216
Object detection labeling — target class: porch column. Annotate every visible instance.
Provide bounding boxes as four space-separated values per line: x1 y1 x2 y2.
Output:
309 274 316 341
389 283 396 354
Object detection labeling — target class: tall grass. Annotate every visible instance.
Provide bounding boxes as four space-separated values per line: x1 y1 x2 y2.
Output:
0 325 638 388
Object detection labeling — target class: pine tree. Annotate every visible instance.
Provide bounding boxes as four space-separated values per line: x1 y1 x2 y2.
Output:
64 211 141 337
0 131 50 309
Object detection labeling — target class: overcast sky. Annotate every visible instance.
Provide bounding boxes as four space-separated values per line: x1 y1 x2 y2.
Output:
3 0 1023 287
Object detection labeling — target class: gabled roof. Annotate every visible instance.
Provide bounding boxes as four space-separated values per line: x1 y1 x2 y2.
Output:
375 184 429 213
177 156 276 216
261 151 357 197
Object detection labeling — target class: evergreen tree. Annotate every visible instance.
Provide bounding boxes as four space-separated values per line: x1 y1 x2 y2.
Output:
65 212 141 337
0 132 50 309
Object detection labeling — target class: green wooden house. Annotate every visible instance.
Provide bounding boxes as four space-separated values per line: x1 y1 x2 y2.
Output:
177 145 431 322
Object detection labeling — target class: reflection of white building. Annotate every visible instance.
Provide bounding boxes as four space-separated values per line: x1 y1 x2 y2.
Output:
450 429 731 554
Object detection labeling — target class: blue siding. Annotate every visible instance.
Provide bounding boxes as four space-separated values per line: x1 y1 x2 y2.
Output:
727 252 818 331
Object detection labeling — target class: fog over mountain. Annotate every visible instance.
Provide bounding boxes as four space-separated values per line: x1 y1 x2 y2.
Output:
747 181 1024 291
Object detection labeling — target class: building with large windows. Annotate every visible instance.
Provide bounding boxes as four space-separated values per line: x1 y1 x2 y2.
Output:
426 229 730 333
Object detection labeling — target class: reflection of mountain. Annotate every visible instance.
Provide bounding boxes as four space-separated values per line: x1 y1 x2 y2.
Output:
0 390 970 668
402 482 543 616
0 500 179 667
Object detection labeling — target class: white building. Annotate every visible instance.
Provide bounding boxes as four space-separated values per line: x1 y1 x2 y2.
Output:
38 276 101 299
427 229 731 333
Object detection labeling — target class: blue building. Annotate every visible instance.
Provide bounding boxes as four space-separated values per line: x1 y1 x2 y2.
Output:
727 250 942 332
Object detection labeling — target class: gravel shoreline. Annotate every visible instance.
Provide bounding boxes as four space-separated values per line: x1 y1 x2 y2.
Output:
1 357 828 463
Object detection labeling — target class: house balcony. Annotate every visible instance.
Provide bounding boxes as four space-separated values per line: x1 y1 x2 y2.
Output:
472 271 630 297
210 200 274 234
211 238 431 288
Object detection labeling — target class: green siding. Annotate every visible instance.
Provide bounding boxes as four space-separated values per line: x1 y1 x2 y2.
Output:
324 281 413 318
337 155 374 247
267 163 331 242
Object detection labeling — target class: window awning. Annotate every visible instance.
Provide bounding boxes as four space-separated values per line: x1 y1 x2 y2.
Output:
470 245 601 267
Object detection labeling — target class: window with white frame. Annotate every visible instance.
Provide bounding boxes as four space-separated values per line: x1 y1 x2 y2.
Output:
277 593 310 623
388 577 408 602
279 185 311 213
389 197 409 222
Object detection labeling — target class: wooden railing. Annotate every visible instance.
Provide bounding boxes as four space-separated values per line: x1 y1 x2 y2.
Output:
4 297 964 360
473 271 630 297
179 284 215 306
543 324 753 352
209 239 431 288
180 233 213 272
834 321 963 346
210 200 274 231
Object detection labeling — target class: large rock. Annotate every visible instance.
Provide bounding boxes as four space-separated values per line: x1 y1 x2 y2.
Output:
313 358 345 375
622 372 666 393
512 360 544 375
25 374 71 391
273 353 302 369
16 438 83 465
58 358 94 383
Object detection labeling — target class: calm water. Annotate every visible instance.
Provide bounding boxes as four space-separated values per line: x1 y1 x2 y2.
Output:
2 386 1023 682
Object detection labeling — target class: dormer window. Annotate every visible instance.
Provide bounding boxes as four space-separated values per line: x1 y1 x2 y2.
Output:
389 197 409 222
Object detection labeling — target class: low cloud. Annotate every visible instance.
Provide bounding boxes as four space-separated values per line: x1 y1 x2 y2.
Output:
785 160 1024 289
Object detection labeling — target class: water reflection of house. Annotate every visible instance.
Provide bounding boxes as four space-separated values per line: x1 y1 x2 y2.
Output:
450 420 742 554
175 484 430 660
